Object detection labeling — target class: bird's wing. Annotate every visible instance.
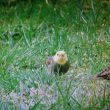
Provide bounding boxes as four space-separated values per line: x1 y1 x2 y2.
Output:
45 57 55 74
45 57 54 66
97 67 110 77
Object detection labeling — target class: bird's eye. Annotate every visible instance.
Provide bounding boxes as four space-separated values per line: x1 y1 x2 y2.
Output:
57 54 59 56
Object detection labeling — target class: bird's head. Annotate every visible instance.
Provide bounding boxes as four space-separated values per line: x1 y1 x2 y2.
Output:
53 50 68 65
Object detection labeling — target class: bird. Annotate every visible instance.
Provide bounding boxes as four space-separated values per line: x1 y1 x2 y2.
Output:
45 50 70 76
97 66 110 80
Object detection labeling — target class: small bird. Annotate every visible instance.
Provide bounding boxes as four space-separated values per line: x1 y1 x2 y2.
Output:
97 67 110 80
45 50 70 76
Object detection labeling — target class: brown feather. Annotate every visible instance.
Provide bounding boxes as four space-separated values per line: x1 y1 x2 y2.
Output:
97 67 110 80
46 57 55 74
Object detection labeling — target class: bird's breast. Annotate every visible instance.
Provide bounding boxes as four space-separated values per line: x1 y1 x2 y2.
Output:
54 62 70 75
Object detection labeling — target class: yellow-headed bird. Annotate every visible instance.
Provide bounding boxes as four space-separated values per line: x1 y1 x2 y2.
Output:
46 51 70 75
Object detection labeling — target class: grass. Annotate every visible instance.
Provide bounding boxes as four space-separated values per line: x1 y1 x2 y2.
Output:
0 0 110 109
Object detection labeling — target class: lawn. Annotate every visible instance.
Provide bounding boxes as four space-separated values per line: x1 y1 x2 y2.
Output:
0 0 110 109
